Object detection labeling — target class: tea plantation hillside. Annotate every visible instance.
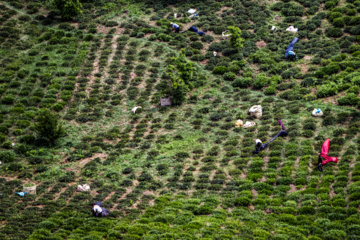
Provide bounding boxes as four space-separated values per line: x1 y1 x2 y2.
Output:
1 0 360 239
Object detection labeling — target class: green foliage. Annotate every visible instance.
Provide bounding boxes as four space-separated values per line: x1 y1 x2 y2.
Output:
52 0 82 20
162 49 194 105
253 73 269 90
228 26 245 50
34 108 65 146
233 77 253 88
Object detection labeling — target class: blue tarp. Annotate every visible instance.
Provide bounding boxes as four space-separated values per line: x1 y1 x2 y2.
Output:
189 26 198 32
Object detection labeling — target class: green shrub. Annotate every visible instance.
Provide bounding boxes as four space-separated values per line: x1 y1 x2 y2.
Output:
264 86 276 95
337 93 359 106
0 150 16 163
235 197 251 206
232 77 252 88
253 73 268 90
326 27 343 37
213 66 228 75
317 83 338 98
34 108 65 146
224 72 236 81
1 94 15 104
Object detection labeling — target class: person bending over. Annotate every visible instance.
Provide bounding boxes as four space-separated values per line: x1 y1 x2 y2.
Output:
253 120 288 154
170 22 180 33
317 139 338 171
92 201 110 217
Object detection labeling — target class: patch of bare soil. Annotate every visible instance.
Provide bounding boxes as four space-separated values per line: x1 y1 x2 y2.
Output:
142 190 155 196
304 55 312 61
265 208 272 214
54 187 67 201
130 72 136 80
209 170 217 181
287 184 297 193
299 64 309 74
251 189 258 197
64 168 80 174
103 191 116 202
256 41 267 48
79 153 108 167
97 25 110 34
292 157 300 178
0 176 18 181
321 96 337 105
329 188 336 198
70 22 79 29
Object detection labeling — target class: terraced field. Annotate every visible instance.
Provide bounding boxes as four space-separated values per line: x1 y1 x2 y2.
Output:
0 0 360 239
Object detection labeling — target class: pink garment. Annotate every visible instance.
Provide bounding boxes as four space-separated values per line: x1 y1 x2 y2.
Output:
320 139 338 165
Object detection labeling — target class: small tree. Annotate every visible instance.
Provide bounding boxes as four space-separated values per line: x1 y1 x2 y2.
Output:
163 65 190 105
34 108 65 146
228 26 245 50
162 49 194 105
52 0 82 20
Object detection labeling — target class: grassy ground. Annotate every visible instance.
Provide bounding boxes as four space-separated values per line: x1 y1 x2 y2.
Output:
0 0 360 239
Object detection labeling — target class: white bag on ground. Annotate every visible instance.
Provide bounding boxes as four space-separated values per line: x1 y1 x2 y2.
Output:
249 105 262 118
77 184 91 192
312 108 323 117
243 121 256 129
286 26 298 33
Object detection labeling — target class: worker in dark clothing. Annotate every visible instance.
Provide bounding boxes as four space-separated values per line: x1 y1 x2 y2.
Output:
253 120 288 154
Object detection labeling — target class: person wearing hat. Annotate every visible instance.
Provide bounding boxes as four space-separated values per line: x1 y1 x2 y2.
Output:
170 22 180 33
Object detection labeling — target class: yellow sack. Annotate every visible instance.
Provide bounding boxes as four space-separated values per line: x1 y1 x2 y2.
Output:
235 119 243 127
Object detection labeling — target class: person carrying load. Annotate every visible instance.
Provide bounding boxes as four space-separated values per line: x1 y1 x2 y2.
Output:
253 120 288 154
285 37 299 61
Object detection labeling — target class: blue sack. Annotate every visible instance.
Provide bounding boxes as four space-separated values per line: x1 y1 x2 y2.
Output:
189 26 198 32
196 31 205 36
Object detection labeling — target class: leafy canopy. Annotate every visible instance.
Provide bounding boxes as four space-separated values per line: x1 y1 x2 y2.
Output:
162 49 194 105
52 0 82 20
34 108 65 146
228 26 245 50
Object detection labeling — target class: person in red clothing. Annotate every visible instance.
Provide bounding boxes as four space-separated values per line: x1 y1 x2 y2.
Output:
317 139 338 171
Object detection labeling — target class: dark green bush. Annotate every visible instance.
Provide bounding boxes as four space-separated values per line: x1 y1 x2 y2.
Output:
326 27 343 37
223 72 236 81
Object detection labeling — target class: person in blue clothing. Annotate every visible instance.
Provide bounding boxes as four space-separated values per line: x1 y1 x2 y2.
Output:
170 22 180 33
285 37 299 61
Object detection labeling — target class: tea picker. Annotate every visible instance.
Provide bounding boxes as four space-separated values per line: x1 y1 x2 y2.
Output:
92 201 110 217
285 37 299 61
317 139 338 171
170 22 180 33
253 120 288 154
